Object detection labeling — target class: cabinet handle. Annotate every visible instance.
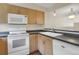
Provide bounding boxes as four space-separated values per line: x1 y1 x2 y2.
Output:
61 45 65 48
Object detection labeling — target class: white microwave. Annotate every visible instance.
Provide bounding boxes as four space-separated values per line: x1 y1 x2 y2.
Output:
8 13 28 24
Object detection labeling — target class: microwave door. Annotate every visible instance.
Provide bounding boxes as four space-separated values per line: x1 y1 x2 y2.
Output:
8 13 27 24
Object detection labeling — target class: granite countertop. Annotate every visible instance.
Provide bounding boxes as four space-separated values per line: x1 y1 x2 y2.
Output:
1 29 79 47
0 32 9 37
26 29 53 32
0 29 48 37
39 32 79 46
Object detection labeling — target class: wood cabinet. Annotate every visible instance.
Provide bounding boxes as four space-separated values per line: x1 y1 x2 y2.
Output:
0 4 44 24
29 33 38 53
28 9 36 24
8 4 20 14
36 11 44 24
28 10 44 24
19 7 29 16
0 3 8 23
38 34 45 54
0 37 8 55
38 34 53 55
7 4 44 24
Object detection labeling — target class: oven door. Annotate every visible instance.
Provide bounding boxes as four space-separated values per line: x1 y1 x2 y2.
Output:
7 33 29 53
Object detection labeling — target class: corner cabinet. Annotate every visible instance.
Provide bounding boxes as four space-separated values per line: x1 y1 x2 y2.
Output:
38 34 53 55
29 33 38 53
28 10 44 24
28 9 36 24
36 11 44 24
0 37 8 55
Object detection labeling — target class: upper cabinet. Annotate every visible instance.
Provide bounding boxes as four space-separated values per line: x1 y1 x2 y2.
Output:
19 7 29 16
28 9 36 24
8 5 20 14
36 11 44 24
0 4 44 24
7 4 44 24
0 4 8 23
28 10 44 24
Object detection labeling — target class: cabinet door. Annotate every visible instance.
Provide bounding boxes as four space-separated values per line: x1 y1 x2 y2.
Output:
44 37 53 55
29 34 38 53
0 3 8 23
38 34 53 55
8 4 19 14
38 34 45 55
36 11 44 24
28 9 36 24
0 37 8 55
19 7 29 15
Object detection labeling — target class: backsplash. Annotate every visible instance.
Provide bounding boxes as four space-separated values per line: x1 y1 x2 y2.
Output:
26 24 44 30
0 23 8 32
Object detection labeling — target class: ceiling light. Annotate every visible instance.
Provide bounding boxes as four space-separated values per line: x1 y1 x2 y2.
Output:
53 9 56 16
68 14 76 19
68 8 76 19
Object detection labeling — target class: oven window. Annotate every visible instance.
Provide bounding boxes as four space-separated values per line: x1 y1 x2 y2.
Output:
12 39 26 48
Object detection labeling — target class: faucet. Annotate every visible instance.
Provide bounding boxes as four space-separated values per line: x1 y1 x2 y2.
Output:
52 28 55 32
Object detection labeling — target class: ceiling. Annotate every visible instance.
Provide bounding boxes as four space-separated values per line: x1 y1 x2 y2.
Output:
33 3 70 11
10 3 70 11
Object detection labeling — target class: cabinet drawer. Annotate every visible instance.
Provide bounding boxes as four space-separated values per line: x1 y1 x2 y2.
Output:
53 39 79 55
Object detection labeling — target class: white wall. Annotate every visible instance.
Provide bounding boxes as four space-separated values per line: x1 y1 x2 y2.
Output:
45 4 79 28
0 24 8 32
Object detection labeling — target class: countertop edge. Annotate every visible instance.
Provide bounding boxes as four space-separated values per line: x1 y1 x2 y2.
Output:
39 33 79 46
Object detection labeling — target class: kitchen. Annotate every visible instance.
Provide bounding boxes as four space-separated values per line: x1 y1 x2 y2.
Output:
1 3 79 55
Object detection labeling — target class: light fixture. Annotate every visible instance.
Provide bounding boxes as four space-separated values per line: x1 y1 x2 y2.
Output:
53 9 56 16
68 8 76 19
68 14 76 19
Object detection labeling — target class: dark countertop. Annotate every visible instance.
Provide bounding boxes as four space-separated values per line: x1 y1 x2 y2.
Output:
55 35 79 46
39 32 79 46
27 29 79 46
0 29 47 37
26 29 79 46
26 29 52 32
54 29 79 37
0 29 48 37
0 32 9 37
0 29 79 47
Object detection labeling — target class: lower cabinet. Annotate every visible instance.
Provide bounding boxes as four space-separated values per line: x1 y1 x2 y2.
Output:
29 33 38 53
38 34 53 55
0 37 8 55
38 34 45 54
